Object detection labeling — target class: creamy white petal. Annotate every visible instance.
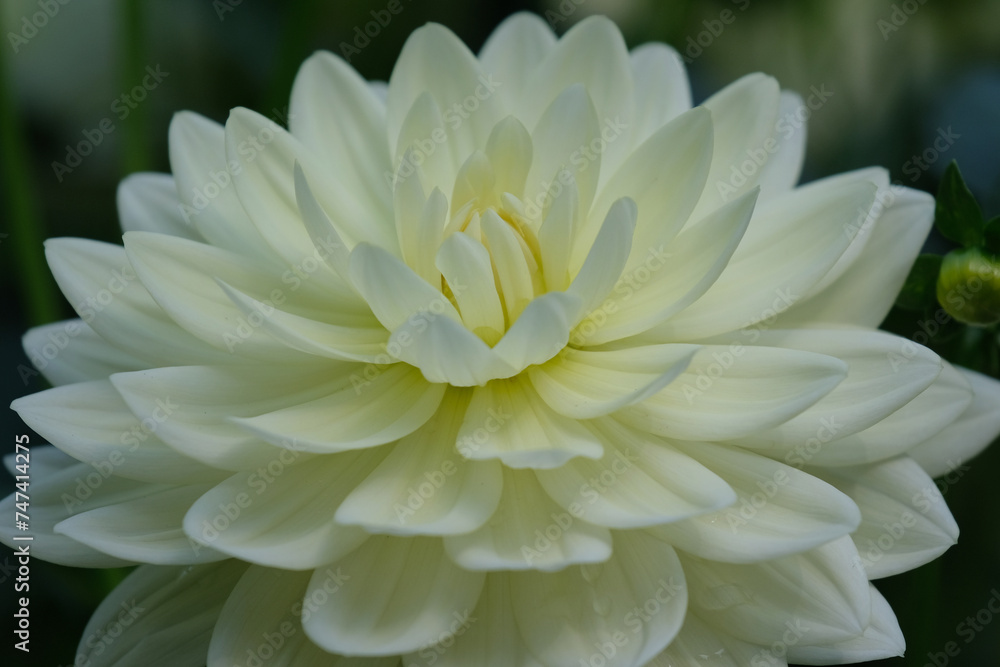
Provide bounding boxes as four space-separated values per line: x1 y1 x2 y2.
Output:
574 188 757 345
387 23 505 165
786 585 904 664
389 311 518 386
731 329 942 452
654 442 860 562
535 419 735 528
523 84 601 223
485 115 533 200
519 15 633 172
404 572 544 667
302 535 486 655
349 241 461 331
755 91 808 202
786 361 973 468
11 379 224 484
581 108 711 275
22 320 147 386
444 468 612 571
168 112 277 260
209 566 398 667
691 73 780 218
184 451 381 569
478 12 556 114
617 346 846 442
117 172 203 240
648 177 877 341
44 238 232 366
459 376 603 468
289 50 392 222
567 197 636 317
511 531 687 667
0 460 138 567
682 536 871 645
111 363 342 470
776 186 935 328
628 43 691 149
227 107 398 264
75 561 248 667
436 231 505 343
337 390 503 536
529 344 699 419
123 231 331 359
909 367 1000 477
3 444 74 478
55 484 224 564
235 364 446 454
812 458 959 579
648 613 776 667
491 291 584 372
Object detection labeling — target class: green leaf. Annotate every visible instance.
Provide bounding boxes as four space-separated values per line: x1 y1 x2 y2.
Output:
984 216 1000 255
896 253 943 311
934 161 984 247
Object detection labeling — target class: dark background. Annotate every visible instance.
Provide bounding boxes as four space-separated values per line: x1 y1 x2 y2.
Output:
1 0 999 665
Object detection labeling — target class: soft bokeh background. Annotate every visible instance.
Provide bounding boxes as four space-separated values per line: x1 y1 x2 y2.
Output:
1 0 999 665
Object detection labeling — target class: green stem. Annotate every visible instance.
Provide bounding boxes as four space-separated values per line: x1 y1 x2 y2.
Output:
0 30 61 326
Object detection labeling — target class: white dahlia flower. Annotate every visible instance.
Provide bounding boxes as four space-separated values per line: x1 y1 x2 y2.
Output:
6 12 1000 667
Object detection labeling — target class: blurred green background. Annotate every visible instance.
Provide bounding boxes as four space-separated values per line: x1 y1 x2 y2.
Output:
1 0 999 665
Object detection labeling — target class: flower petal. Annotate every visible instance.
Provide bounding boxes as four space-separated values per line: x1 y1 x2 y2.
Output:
648 176 877 341
22 319 147 386
460 376 603 469
444 468 612 571
812 457 959 579
117 172 203 241
478 12 556 114
653 442 861 562
529 344 699 419
648 613 773 667
184 452 381 569
511 531 687 667
302 535 486 655
209 566 398 667
289 51 393 222
235 364 446 454
617 346 847 442
55 484 224 564
628 43 691 149
908 366 1000 477
535 419 736 528
12 379 224 484
0 461 137 567
336 390 503 536
681 536 871 645
75 562 248 667
786 586 904 664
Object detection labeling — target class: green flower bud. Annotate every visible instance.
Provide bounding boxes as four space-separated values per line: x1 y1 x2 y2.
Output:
936 247 1000 326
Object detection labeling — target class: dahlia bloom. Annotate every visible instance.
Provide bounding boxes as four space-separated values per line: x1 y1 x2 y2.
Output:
6 12 1000 667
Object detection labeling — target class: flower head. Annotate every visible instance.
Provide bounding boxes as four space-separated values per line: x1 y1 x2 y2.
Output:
6 12 1000 667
